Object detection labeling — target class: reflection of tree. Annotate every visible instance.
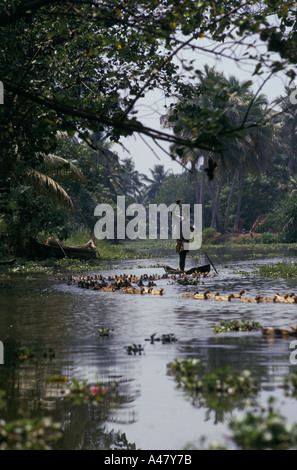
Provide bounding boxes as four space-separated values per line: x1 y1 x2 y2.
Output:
57 396 137 450
0 344 139 450
189 391 258 425
167 334 274 425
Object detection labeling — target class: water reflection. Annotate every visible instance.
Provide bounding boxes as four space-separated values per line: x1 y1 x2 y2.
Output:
1 250 297 449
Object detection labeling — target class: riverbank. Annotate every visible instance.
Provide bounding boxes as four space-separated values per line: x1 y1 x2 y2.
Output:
1 228 297 278
1 242 297 280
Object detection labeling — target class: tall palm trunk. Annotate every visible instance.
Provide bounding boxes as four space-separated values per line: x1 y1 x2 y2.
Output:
208 174 224 232
208 177 217 230
233 165 245 232
214 173 224 232
191 160 200 205
289 111 297 175
224 169 239 232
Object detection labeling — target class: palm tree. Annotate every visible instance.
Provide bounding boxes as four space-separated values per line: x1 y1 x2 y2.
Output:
168 68 244 231
142 164 171 202
273 88 297 175
120 157 146 201
231 94 278 232
166 66 278 233
90 132 125 194
20 152 86 212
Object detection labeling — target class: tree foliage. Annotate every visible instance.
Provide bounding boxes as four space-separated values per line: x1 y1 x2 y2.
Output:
1 0 297 252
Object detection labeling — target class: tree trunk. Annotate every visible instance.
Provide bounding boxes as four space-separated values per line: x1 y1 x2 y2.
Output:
191 160 200 205
214 173 224 233
233 166 245 232
199 155 207 230
208 177 217 230
208 172 224 232
289 112 297 175
224 169 239 232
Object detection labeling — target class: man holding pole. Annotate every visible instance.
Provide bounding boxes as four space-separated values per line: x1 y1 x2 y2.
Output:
172 199 218 274
172 199 195 272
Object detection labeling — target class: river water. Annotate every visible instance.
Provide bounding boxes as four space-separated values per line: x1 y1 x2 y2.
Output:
1 247 297 450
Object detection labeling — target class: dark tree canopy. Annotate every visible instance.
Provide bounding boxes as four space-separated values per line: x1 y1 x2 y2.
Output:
1 0 297 154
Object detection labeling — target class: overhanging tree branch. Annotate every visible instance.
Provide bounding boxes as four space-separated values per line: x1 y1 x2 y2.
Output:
4 82 221 152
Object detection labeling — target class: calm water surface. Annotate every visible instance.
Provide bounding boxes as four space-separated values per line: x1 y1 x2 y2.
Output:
1 247 297 449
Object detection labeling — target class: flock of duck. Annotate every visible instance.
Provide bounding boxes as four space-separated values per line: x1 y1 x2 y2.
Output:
66 272 297 305
182 289 297 304
66 271 213 296
67 272 169 295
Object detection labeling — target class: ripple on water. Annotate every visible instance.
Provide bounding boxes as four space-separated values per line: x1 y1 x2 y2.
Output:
1 253 297 449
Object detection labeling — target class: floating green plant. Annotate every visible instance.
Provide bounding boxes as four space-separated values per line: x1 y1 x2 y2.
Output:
255 261 297 278
46 375 70 385
185 398 297 450
282 371 297 397
213 319 262 334
0 416 62 450
66 379 108 405
233 270 250 276
125 344 145 355
46 377 112 405
15 346 55 363
177 278 200 285
145 333 178 344
98 327 113 337
16 346 37 361
229 398 297 450
168 359 258 400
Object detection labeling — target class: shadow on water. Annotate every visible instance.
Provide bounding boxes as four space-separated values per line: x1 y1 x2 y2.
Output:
1 246 297 449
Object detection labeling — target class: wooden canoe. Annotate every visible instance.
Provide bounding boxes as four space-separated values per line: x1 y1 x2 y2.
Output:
163 264 210 275
29 238 98 260
0 259 16 265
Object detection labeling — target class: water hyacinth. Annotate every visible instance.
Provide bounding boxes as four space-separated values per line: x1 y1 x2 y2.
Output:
213 319 262 334
167 359 258 397
282 371 297 397
255 261 297 278
229 399 297 450
0 416 62 450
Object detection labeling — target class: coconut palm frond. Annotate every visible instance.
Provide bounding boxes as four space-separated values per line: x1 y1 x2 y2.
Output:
41 153 87 182
25 169 75 211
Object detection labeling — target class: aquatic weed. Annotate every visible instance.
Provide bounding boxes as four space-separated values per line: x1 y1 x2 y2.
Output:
229 398 297 450
0 416 62 450
0 390 62 450
168 359 258 397
213 319 262 334
255 261 297 278
177 278 200 285
282 371 297 397
145 333 178 344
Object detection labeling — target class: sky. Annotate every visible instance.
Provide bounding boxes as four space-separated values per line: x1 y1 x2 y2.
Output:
114 36 290 178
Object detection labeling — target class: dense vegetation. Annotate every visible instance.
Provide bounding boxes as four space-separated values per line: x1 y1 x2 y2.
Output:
1 0 297 257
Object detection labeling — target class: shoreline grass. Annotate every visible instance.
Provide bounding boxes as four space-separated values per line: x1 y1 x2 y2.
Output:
254 261 297 278
1 228 297 278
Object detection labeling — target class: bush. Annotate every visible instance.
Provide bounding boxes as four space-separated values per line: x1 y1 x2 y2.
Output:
260 232 280 244
202 227 217 244
281 194 297 243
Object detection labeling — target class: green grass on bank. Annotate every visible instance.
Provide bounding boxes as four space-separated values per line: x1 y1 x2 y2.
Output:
0 234 173 278
255 261 297 278
1 228 297 278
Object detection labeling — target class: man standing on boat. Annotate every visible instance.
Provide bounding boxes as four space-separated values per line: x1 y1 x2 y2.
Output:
172 199 195 272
